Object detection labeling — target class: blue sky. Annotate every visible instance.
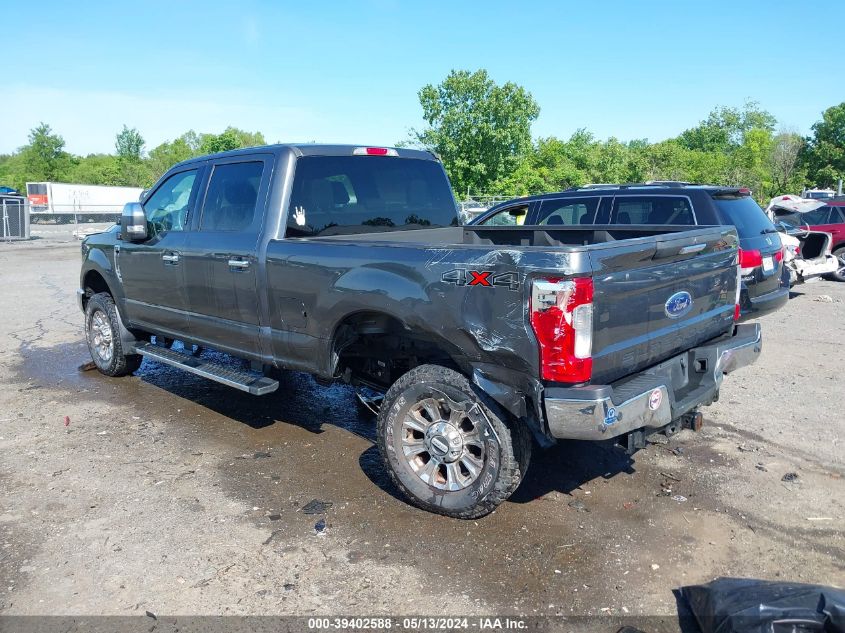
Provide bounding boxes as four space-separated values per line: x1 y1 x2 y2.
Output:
3 0 844 155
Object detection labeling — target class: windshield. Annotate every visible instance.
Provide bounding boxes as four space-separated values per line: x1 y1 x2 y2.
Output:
713 196 778 238
286 156 458 237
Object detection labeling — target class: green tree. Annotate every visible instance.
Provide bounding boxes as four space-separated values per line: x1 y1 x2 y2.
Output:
678 101 776 153
411 69 540 196
19 122 72 182
146 133 200 183
768 131 805 194
66 154 122 186
0 152 29 193
729 127 774 200
199 127 266 154
115 125 145 162
803 102 845 187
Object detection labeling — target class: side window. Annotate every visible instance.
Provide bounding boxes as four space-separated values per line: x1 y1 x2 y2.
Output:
831 206 845 223
143 170 197 236
801 206 832 226
479 205 528 226
200 161 264 232
611 196 695 225
538 198 598 225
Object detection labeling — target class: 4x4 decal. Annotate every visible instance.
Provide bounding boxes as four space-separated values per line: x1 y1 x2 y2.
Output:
441 269 520 291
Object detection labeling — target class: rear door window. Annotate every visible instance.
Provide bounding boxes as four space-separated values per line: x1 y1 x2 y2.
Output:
537 198 599 225
286 156 457 237
200 161 264 232
713 196 778 238
610 196 695 225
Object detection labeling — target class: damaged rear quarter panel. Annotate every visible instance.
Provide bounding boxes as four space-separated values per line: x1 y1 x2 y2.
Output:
263 235 589 385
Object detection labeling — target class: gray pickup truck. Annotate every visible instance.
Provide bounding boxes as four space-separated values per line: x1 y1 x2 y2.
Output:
78 144 761 518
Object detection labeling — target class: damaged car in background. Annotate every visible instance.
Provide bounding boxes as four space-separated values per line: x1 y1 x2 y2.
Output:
78 144 761 519
765 195 840 285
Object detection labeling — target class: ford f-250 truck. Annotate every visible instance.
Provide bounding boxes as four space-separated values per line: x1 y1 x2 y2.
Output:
78 144 761 519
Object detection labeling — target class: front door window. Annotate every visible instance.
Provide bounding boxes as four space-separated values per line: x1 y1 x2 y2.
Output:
143 170 197 237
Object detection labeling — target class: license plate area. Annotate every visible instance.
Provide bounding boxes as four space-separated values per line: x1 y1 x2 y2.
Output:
762 256 774 272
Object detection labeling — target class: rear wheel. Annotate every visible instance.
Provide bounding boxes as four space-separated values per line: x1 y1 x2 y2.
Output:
827 247 845 282
376 364 531 519
85 292 142 377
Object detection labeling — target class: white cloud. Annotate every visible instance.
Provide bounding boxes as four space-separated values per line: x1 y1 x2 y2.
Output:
0 85 317 155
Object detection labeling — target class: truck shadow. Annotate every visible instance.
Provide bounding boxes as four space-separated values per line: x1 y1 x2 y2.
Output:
13 341 637 509
508 440 635 504
356 439 636 509
132 353 638 505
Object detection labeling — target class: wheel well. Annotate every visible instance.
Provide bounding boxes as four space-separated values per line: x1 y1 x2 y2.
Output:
330 311 465 389
82 271 111 308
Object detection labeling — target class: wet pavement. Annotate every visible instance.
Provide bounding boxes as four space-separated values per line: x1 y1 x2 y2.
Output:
1 238 843 620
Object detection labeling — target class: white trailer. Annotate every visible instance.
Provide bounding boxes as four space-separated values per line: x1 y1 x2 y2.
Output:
26 182 143 223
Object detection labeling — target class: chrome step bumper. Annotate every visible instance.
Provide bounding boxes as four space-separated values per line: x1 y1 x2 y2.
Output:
543 323 762 440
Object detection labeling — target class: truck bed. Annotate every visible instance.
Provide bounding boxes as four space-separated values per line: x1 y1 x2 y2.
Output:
268 223 739 387
316 223 719 249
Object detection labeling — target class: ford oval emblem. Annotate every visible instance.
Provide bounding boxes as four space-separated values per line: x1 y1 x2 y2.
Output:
665 291 693 319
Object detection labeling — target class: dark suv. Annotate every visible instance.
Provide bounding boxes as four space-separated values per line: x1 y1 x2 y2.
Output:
471 184 789 319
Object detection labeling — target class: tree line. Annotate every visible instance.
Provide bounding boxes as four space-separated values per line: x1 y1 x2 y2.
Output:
1 69 843 205
411 70 845 203
0 125 266 194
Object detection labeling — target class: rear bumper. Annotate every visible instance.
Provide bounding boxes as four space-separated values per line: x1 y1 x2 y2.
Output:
543 323 762 440
739 284 788 320
787 254 839 284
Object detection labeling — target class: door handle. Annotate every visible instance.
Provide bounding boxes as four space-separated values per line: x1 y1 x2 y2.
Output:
228 259 250 270
162 252 180 264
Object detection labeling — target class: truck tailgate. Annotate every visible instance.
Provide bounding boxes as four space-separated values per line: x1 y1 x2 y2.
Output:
588 227 738 385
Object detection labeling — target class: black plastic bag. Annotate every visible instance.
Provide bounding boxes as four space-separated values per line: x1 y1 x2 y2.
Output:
681 577 845 633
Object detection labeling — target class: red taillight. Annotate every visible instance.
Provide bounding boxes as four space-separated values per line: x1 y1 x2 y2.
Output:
353 146 398 156
738 248 762 272
530 277 593 383
774 249 784 263
734 254 743 321
738 188 751 196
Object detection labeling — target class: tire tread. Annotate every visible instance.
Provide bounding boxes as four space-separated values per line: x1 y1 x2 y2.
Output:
376 364 531 519
85 292 142 377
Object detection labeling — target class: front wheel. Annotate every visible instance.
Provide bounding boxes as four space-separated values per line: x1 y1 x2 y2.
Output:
85 292 143 377
376 364 531 519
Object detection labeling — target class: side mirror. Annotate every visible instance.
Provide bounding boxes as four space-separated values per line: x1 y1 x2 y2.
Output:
121 202 147 241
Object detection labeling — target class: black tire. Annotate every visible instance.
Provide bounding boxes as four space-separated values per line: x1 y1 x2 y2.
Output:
84 292 143 377
376 364 531 519
825 247 845 282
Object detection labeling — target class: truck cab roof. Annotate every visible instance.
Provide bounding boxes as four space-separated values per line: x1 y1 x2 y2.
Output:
171 144 438 170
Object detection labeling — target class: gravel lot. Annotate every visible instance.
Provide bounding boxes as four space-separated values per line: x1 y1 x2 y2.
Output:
1 231 842 622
